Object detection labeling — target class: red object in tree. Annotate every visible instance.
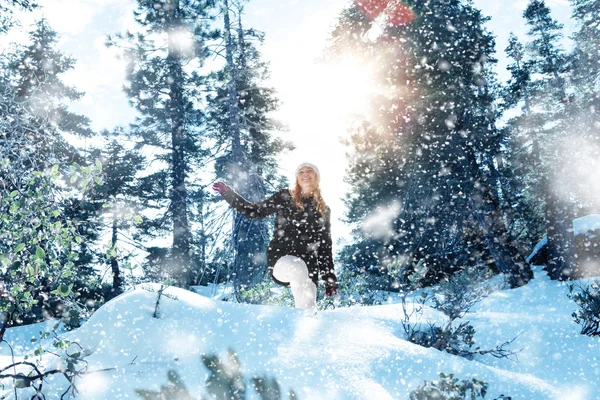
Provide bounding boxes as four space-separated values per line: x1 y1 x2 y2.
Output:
354 0 387 20
355 0 416 26
386 2 416 26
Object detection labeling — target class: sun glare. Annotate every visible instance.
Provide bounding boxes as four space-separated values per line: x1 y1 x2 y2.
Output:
277 60 377 135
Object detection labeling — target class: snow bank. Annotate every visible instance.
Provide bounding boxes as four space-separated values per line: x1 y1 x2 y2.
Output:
1 270 599 399
526 214 600 263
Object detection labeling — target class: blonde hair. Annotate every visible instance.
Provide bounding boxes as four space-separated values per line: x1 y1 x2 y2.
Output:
291 180 328 217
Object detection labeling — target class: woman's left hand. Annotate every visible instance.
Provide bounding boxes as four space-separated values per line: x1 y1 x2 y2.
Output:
325 282 338 297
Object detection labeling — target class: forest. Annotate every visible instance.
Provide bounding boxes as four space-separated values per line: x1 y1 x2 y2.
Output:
0 0 599 399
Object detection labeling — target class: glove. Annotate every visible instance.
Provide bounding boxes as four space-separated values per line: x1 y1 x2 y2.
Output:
212 182 231 195
325 281 338 297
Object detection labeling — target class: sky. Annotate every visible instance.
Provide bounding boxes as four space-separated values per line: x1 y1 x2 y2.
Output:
1 0 577 248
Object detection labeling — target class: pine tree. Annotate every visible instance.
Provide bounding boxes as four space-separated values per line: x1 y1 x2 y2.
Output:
503 0 575 279
108 0 219 286
206 0 289 299
329 0 533 288
501 33 542 245
570 0 600 101
86 128 146 297
566 0 600 275
1 18 92 174
0 0 37 33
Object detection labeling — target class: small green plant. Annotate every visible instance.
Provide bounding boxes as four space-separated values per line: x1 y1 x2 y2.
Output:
241 280 294 308
136 349 297 400
142 280 178 318
409 373 490 400
319 267 388 310
568 280 600 336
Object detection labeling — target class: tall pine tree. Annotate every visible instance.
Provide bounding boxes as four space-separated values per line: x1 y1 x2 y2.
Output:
329 0 532 288
503 0 575 279
108 0 218 286
2 19 92 174
207 0 290 299
86 128 146 297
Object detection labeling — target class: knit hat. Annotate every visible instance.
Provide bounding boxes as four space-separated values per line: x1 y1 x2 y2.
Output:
295 162 320 182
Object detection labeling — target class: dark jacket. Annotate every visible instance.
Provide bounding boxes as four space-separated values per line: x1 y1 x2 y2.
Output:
222 188 337 287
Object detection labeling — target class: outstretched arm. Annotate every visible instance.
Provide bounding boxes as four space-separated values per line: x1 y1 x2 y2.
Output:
213 182 282 219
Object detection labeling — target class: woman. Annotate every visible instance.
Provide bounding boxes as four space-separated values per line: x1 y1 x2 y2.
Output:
212 162 338 311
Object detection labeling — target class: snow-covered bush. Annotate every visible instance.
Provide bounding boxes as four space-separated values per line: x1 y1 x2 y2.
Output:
401 271 517 359
431 269 493 321
409 373 499 400
568 280 600 336
320 267 388 309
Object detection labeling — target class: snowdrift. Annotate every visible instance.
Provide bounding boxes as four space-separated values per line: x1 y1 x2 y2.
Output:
1 267 599 399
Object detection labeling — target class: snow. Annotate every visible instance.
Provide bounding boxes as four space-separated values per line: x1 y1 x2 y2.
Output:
1 267 599 399
526 236 548 264
526 214 600 263
573 214 600 238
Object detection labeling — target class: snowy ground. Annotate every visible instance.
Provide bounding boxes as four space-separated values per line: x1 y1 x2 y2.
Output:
1 266 599 400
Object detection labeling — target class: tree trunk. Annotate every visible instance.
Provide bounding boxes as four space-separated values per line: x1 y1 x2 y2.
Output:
224 0 242 166
223 0 261 301
0 312 9 343
111 212 123 296
167 0 191 286
467 149 534 288
546 176 575 279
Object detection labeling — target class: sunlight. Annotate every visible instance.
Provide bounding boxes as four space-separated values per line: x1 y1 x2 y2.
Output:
170 27 195 57
78 371 110 397
277 60 377 131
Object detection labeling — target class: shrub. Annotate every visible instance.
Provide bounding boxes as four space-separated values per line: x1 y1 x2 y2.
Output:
136 349 297 400
241 279 294 308
409 373 493 400
0 161 103 339
401 270 518 360
568 280 600 336
431 269 493 321
319 267 388 310
0 324 89 398
387 258 429 292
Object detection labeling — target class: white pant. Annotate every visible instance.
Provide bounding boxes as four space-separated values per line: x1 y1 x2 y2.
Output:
272 255 317 310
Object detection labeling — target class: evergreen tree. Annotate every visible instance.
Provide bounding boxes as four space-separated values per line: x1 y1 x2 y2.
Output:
329 0 532 288
1 18 92 174
500 33 542 246
570 0 600 102
0 19 105 311
86 128 146 297
108 0 219 286
566 0 600 275
0 0 37 33
503 0 575 279
206 0 289 299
